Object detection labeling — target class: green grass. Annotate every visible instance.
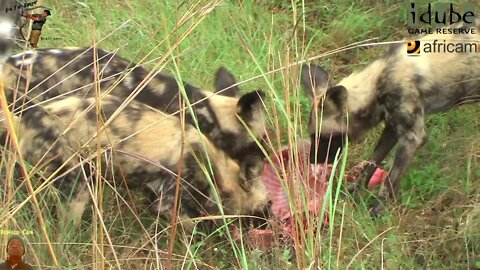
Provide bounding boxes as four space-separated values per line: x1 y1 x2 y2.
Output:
1 0 479 269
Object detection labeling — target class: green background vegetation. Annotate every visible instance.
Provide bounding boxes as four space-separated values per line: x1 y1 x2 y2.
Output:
1 0 479 269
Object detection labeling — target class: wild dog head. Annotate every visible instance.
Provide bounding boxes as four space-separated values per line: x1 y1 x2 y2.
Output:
189 66 267 159
300 64 348 164
208 67 267 179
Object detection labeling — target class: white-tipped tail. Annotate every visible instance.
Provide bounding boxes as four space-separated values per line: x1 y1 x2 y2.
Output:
0 16 15 71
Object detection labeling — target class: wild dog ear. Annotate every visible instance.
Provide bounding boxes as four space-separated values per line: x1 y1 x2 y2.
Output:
236 90 265 121
300 64 330 100
214 66 239 97
325 85 348 109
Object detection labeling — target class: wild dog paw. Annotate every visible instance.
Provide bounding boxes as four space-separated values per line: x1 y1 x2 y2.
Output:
345 161 378 194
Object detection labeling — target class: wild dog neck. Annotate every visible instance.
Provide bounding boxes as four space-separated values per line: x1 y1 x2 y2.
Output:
337 59 387 138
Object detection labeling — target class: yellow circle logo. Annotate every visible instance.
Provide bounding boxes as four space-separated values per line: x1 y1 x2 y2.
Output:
407 40 421 55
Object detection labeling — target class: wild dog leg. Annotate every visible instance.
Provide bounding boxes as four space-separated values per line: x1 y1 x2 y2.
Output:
370 111 427 216
371 124 398 165
347 124 398 193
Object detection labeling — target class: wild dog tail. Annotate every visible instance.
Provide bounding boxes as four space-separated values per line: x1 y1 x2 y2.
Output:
0 9 17 134
0 12 15 73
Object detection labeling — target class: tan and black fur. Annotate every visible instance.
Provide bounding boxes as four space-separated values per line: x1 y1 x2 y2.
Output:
301 23 480 216
2 48 268 176
3 95 270 230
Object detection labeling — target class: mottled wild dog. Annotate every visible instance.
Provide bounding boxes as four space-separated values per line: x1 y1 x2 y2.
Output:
1 95 270 230
301 22 480 216
2 48 268 179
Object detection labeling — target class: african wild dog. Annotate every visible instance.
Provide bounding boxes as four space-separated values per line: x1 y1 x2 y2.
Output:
1 47 268 180
301 22 480 216
1 94 270 230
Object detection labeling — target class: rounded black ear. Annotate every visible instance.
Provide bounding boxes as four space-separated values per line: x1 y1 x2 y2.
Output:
236 90 265 121
214 66 239 97
300 64 330 100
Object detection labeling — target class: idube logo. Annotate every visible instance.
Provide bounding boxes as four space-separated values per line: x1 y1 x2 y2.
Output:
407 2 476 35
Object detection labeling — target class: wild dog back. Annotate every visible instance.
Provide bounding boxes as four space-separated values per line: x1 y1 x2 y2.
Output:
9 95 269 229
2 48 268 168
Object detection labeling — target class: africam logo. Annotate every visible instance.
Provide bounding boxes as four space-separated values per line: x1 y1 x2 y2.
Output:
406 40 480 55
